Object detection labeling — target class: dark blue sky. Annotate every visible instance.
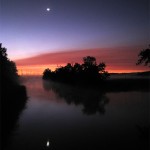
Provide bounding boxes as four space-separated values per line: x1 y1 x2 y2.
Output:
0 0 149 59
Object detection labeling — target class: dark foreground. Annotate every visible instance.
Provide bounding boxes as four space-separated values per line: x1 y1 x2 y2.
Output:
1 85 27 149
2 76 150 150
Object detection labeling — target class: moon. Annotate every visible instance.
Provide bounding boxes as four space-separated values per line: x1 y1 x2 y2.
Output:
46 8 50 12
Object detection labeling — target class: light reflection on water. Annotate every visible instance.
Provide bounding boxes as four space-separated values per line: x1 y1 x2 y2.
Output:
4 76 149 150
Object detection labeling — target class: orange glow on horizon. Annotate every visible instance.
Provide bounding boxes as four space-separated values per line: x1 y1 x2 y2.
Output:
15 47 149 75
17 65 59 75
17 64 148 76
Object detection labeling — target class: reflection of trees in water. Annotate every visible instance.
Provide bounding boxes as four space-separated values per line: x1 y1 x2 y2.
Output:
2 87 28 149
43 80 109 115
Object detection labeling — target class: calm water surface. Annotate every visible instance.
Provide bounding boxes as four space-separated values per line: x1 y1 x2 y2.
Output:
5 76 149 150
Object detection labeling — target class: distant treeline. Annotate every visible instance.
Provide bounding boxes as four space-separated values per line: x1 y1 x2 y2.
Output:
43 56 110 84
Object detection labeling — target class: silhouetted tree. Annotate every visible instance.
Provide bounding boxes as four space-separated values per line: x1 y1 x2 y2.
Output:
0 44 7 58
42 68 52 79
136 46 150 67
0 43 27 149
73 63 83 73
65 63 73 71
98 62 105 72
0 43 19 86
43 56 109 84
83 56 96 66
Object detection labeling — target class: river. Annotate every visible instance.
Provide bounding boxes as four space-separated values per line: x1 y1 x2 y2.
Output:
4 76 149 150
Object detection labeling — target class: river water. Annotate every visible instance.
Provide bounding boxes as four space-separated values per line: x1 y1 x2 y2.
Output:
4 76 149 150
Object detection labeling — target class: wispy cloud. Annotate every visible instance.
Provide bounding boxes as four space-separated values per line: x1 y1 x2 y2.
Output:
15 47 149 74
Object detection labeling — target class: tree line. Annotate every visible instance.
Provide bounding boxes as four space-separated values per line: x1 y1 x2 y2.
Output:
43 45 150 85
43 56 110 84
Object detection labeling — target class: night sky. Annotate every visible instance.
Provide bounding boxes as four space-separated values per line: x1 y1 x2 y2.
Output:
0 0 149 74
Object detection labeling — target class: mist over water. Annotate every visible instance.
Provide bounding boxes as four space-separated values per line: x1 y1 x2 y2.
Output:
4 76 149 150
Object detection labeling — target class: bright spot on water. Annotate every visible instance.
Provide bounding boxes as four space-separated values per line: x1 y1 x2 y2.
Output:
46 140 50 147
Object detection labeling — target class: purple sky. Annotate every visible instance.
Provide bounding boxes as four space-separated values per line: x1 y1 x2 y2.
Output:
0 0 149 60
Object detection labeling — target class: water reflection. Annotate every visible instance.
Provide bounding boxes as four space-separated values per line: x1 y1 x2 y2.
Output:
136 124 149 140
2 77 149 150
2 86 28 150
46 140 50 147
43 80 109 115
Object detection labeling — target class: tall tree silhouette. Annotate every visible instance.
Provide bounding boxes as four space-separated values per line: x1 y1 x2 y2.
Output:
0 43 27 149
83 56 96 66
0 43 19 86
136 45 150 67
43 68 52 79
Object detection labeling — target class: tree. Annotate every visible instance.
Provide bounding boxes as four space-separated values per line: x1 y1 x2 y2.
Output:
82 56 98 75
0 43 19 85
0 46 7 57
64 63 73 72
82 56 108 77
42 68 52 79
98 62 106 72
83 56 96 67
136 46 150 67
73 63 83 73
43 56 110 84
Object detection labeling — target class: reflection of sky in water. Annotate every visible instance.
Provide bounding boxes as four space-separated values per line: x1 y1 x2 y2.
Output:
7 76 149 150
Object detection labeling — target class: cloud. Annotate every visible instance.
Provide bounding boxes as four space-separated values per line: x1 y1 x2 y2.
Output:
15 47 149 73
